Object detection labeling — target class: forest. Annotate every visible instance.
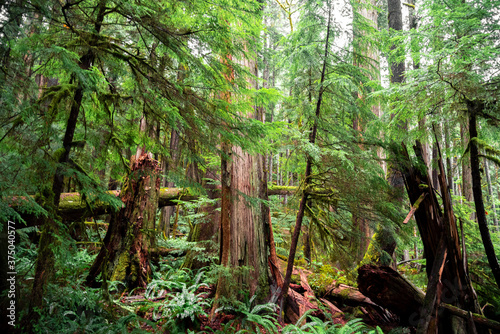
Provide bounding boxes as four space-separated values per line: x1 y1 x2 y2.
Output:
1 0 500 333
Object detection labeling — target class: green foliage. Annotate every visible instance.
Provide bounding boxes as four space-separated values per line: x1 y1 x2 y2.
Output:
160 282 210 331
281 314 382 334
213 294 279 334
309 264 346 295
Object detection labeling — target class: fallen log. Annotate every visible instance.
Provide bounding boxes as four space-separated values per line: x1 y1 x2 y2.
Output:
358 265 500 332
12 185 299 223
440 304 500 332
323 282 395 324
357 264 425 325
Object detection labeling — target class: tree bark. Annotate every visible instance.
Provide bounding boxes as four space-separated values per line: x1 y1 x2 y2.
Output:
86 154 160 289
402 140 482 333
158 129 180 237
358 264 500 332
467 105 500 290
182 170 220 270
212 34 272 311
461 120 473 203
483 156 498 231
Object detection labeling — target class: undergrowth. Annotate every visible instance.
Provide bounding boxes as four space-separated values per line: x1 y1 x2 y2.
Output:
14 227 385 334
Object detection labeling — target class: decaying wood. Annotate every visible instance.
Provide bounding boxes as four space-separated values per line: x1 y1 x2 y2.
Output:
319 298 343 315
86 154 160 289
323 281 395 324
358 265 424 325
440 304 500 332
358 264 500 332
417 239 447 334
285 288 320 324
402 141 482 333
403 192 426 224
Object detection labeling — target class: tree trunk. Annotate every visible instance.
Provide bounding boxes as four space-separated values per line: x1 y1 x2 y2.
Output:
86 154 160 289
467 105 500 290
358 264 425 326
358 265 500 332
461 120 473 203
382 0 406 267
212 39 272 310
26 1 107 328
402 141 482 333
281 3 332 302
158 128 180 237
483 156 498 231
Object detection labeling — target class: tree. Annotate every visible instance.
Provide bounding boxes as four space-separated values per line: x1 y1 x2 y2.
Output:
281 0 333 301
212 5 274 308
388 0 500 330
0 0 270 328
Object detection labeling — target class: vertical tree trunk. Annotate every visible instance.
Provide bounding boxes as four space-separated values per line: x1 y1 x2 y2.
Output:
281 3 332 301
351 0 380 258
212 32 272 310
182 169 221 270
403 141 482 333
379 0 406 267
445 126 454 194
461 120 473 203
213 127 271 306
467 105 500 290
26 2 107 328
86 154 160 289
158 129 180 236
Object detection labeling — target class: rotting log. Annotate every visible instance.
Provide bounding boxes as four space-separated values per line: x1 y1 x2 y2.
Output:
12 185 301 223
358 264 425 325
321 280 397 325
358 265 500 332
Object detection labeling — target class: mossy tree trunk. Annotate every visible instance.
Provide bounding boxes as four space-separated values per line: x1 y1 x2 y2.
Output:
86 154 160 289
26 2 107 329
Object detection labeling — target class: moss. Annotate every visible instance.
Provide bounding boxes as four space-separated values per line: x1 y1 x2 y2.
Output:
360 232 380 265
255 271 270 303
309 264 339 295
58 194 86 211
268 185 297 192
52 148 66 162
294 258 307 267
110 251 130 283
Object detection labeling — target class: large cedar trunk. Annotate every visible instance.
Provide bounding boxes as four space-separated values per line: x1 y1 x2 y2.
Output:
211 41 273 308
213 145 271 302
86 154 160 289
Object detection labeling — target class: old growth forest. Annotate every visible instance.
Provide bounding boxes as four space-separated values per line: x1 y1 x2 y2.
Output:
1 0 500 333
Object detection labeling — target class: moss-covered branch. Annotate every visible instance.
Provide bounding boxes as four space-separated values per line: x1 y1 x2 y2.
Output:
15 185 300 222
